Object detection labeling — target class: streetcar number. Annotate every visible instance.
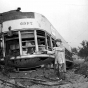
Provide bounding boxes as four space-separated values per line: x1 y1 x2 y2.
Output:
20 22 32 25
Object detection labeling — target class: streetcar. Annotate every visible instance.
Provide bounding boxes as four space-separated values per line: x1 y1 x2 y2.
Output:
0 8 73 69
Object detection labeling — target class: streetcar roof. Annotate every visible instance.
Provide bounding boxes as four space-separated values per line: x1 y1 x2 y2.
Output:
0 9 72 52
0 10 35 23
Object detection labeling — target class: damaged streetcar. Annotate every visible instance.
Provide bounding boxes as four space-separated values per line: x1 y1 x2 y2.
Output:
0 8 73 69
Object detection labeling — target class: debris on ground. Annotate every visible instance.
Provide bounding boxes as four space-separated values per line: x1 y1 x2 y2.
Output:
0 65 88 88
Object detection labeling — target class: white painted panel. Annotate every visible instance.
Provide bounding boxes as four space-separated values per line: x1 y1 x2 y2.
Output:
2 19 39 32
35 13 52 34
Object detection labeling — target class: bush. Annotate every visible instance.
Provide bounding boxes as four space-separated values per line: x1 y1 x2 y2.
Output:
75 61 88 77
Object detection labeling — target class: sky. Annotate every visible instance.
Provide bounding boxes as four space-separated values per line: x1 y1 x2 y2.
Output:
0 0 88 48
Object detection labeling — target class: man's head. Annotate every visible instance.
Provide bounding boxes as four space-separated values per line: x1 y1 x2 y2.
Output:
55 39 62 46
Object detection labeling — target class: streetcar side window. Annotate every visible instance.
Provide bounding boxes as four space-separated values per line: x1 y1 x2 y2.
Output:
65 48 72 61
52 38 56 47
5 32 20 56
21 30 35 55
37 30 46 51
46 34 52 51
0 37 3 58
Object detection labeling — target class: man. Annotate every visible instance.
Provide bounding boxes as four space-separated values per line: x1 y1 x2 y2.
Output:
43 39 66 79
26 41 34 54
53 39 66 79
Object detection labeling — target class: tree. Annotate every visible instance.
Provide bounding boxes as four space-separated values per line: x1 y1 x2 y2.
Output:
78 40 88 58
72 47 78 54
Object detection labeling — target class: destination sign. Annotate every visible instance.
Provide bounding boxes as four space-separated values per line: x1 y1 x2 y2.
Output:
20 22 33 25
2 19 39 32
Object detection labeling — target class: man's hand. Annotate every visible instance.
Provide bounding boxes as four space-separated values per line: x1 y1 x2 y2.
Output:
47 50 55 55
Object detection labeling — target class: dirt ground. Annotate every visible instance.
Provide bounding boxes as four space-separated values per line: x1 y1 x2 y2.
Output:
0 66 88 88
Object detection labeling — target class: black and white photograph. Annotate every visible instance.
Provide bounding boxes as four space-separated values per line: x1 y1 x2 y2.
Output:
0 0 88 88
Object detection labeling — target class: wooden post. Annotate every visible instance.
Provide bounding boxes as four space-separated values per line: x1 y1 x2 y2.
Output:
34 30 38 52
1 23 5 57
50 37 53 50
2 35 5 57
45 32 48 50
18 31 22 55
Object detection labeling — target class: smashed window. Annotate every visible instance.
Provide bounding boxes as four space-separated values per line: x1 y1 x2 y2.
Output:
0 37 3 58
52 38 56 47
4 32 20 56
21 30 35 55
47 34 52 51
37 30 46 52
65 48 72 60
